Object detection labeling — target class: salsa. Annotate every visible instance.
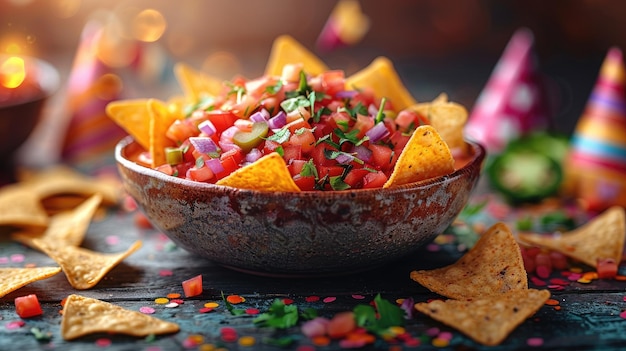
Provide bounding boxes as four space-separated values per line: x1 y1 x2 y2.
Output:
153 64 431 191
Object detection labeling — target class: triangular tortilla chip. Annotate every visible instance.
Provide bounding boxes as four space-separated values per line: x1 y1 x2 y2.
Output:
384 125 455 188
345 56 417 111
409 95 468 151
174 62 225 102
410 222 528 300
0 267 62 298
148 98 179 168
0 183 48 230
265 35 329 77
22 165 121 206
106 98 153 150
415 289 550 346
12 194 102 250
61 294 179 340
518 206 625 268
35 240 142 290
216 152 301 192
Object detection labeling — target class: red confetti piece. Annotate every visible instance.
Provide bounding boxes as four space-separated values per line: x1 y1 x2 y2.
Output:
306 296 320 302
530 276 547 286
198 307 213 313
226 295 245 304
549 278 570 286
567 273 583 281
536 265 551 279
323 296 336 303
221 333 238 343
5 320 25 330
425 327 440 337
95 338 112 347
527 337 544 346
170 299 184 305
245 308 260 315
221 327 237 336
282 298 294 305
159 269 173 277
548 285 565 290
296 345 316 351
351 294 365 300
620 311 626 319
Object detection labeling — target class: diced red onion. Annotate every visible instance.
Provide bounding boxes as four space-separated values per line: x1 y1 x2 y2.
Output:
335 90 358 99
353 144 372 163
368 103 379 117
221 126 239 141
335 152 354 165
218 141 241 153
205 158 224 174
365 122 390 143
198 120 216 136
249 110 269 122
268 111 287 130
189 137 218 154
245 148 263 163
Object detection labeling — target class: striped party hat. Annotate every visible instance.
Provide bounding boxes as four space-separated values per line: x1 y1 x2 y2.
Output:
465 28 551 154
59 21 128 163
565 47 626 210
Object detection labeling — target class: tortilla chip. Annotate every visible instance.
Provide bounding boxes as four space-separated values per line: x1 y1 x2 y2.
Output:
174 62 224 102
12 194 102 250
20 165 121 207
148 98 179 168
0 183 48 230
384 125 455 188
345 56 417 111
415 289 550 346
34 239 142 290
409 94 468 151
410 222 528 300
216 152 301 192
265 35 329 77
0 267 62 298
518 206 625 268
61 294 179 340
106 99 153 150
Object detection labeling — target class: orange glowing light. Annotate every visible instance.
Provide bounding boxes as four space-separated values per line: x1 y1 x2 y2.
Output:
1 56 26 89
132 9 167 43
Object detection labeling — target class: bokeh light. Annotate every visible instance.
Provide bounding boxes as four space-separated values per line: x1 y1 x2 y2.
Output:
132 9 167 43
202 51 242 80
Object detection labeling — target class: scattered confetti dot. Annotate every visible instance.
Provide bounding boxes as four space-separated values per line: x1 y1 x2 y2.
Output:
426 243 440 252
238 335 256 347
198 307 214 313
311 335 331 347
245 308 260 315
95 338 112 347
545 299 560 306
220 327 238 343
198 344 216 351
0 257 8 264
10 254 24 263
167 293 181 299
438 331 453 341
154 297 169 304
620 310 626 319
159 269 173 277
426 327 440 337
5 320 25 330
432 337 450 347
139 306 156 314
165 302 179 308
204 302 219 308
105 235 120 245
305 296 320 302
296 346 316 351
171 299 184 305
352 294 365 300
527 337 544 346
322 296 336 303
226 295 245 304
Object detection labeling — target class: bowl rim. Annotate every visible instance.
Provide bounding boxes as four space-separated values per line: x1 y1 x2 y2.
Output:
115 135 486 197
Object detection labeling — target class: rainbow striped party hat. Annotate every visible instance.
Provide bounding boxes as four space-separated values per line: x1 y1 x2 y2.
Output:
465 28 551 154
565 47 626 210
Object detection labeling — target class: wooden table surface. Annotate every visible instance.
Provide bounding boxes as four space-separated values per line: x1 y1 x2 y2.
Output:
1 171 626 351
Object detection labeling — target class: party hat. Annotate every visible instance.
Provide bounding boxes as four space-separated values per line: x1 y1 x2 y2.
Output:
316 0 370 52
59 20 128 163
465 28 551 154
564 47 626 211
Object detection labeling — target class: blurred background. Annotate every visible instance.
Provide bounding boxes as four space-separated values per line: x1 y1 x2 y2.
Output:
1 0 624 155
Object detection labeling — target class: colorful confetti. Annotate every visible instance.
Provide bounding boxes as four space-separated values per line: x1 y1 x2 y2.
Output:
139 306 156 314
527 337 544 346
322 296 336 303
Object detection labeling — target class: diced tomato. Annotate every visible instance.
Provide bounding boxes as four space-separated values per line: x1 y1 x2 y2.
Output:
207 111 239 134
282 144 302 163
287 159 308 177
220 148 244 165
214 155 239 180
311 143 336 167
362 171 388 189
317 165 344 178
319 70 345 97
186 164 214 182
293 174 316 191
288 128 316 154
330 111 351 131
389 131 410 151
15 294 43 318
263 139 281 154
369 144 396 171
284 117 312 134
343 168 372 189
182 274 203 297
173 161 194 178
351 114 374 139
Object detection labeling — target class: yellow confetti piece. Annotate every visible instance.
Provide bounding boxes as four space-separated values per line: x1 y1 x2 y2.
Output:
199 344 216 351
204 302 219 308
570 267 583 273
577 278 592 284
388 326 406 336
238 335 256 347
188 334 204 344
154 297 169 304
432 337 450 347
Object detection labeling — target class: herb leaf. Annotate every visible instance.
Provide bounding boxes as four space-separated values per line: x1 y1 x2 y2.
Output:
253 299 299 329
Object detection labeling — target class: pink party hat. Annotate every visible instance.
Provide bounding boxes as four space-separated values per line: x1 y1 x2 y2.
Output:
564 47 626 210
316 0 370 52
59 20 127 162
465 28 551 154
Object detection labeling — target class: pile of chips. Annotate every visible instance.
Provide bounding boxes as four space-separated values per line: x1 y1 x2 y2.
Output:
107 35 469 192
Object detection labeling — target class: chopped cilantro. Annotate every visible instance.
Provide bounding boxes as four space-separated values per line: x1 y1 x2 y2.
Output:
265 80 283 94
335 128 368 147
253 299 299 329
330 176 351 190
300 159 318 178
265 128 291 144
353 294 405 337
313 106 331 123
375 97 387 124
195 157 205 168
280 95 310 113
275 145 284 157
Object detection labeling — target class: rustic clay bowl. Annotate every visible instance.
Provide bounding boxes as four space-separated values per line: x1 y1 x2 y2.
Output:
0 55 59 163
116 137 485 276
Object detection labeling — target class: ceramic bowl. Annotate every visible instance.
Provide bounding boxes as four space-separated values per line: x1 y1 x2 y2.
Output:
0 55 59 163
116 137 485 276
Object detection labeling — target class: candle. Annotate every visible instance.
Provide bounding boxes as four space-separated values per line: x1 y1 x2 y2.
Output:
0 56 45 107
